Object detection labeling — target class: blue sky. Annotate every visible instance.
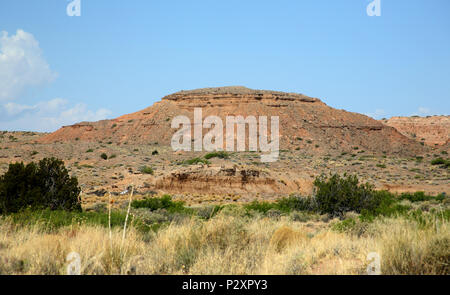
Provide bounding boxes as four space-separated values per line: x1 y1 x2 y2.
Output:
0 0 449 131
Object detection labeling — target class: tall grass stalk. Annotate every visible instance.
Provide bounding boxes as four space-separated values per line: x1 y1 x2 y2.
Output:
121 185 134 252
108 192 112 257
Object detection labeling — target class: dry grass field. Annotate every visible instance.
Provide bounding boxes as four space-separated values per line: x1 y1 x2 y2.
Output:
0 202 448 275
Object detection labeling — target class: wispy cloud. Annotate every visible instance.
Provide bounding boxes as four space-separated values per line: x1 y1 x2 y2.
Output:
0 98 111 132
416 107 431 116
365 109 387 119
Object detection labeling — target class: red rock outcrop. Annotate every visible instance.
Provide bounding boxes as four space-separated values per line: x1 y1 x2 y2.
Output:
381 116 449 147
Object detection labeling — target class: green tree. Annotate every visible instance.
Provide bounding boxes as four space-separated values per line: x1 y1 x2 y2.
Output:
0 158 81 214
313 174 378 217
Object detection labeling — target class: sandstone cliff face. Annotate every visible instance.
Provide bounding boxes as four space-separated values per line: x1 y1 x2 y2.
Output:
152 164 307 198
382 116 449 147
38 86 423 155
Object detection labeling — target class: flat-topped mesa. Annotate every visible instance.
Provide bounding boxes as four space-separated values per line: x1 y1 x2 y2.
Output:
162 86 321 103
38 86 425 156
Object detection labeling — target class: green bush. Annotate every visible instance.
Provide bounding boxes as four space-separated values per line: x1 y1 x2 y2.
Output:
398 191 445 203
332 218 357 232
0 158 81 214
276 195 315 212
361 195 409 220
431 157 449 168
431 157 445 165
243 196 315 215
244 201 276 214
181 157 210 165
204 151 229 160
139 166 154 175
131 195 190 214
100 153 108 160
194 205 223 220
313 174 386 217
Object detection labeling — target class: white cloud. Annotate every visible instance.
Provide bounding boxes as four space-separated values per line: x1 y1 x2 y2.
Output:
0 29 57 101
417 107 431 116
365 109 387 119
410 107 436 117
0 30 111 132
0 98 112 132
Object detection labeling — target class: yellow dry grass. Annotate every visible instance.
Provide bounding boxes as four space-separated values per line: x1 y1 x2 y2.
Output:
0 212 448 275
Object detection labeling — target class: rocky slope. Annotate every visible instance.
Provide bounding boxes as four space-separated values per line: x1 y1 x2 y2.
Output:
39 86 423 156
382 116 449 147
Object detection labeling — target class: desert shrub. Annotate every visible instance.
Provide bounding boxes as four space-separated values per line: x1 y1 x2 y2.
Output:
195 205 223 220
0 158 81 214
290 211 313 222
382 232 449 275
204 151 229 160
313 174 387 217
132 208 170 224
361 200 408 221
100 153 108 160
399 191 440 203
86 149 94 153
266 208 282 219
131 194 191 214
244 201 277 214
430 157 449 168
245 196 316 215
181 158 210 165
332 218 356 232
276 195 316 212
152 150 159 155
332 217 372 237
139 166 154 175
431 157 445 165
